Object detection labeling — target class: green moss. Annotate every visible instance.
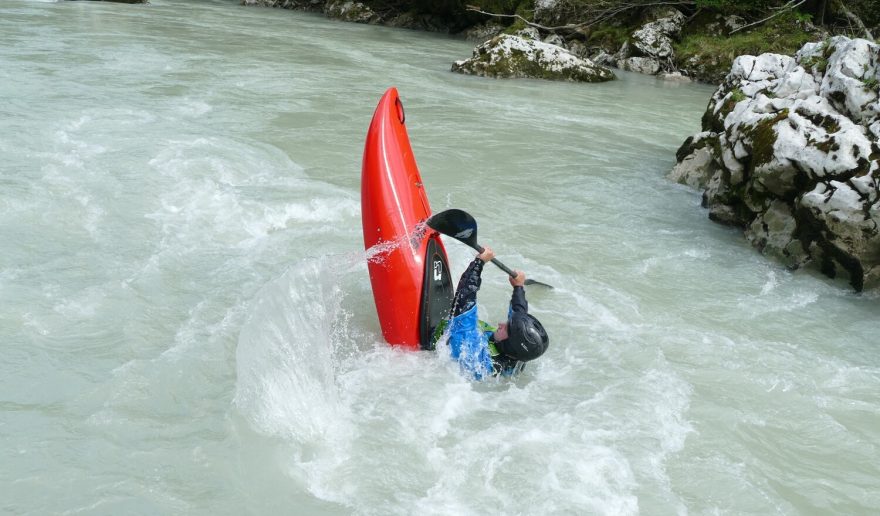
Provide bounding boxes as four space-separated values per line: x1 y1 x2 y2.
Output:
475 42 612 82
730 88 746 102
588 25 630 51
803 55 828 74
795 107 841 134
864 76 879 92
800 39 830 73
814 137 840 154
744 108 789 168
718 88 746 118
503 19 527 34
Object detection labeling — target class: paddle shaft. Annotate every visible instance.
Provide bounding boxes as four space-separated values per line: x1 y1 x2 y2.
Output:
425 208 553 288
471 244 517 278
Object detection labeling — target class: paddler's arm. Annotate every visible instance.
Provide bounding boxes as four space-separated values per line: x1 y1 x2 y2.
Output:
451 247 495 317
508 270 528 315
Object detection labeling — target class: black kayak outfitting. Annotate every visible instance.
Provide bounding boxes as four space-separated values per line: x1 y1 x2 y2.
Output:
419 234 454 350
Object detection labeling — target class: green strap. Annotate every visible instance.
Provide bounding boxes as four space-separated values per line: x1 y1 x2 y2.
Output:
431 319 449 344
432 318 501 357
480 320 500 357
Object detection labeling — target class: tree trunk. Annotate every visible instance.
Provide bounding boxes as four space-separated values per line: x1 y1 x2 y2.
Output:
804 0 827 26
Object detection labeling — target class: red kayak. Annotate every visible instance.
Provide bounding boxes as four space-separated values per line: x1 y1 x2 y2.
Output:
361 88 453 350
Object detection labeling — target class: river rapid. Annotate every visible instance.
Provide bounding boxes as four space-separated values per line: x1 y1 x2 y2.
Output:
1 1 878 514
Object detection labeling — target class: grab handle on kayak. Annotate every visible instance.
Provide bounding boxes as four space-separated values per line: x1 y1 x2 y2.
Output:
395 97 405 124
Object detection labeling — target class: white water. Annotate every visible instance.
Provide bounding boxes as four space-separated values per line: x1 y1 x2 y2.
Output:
1 1 878 514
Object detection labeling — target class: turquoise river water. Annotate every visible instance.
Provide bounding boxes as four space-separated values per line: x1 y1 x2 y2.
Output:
1 0 878 514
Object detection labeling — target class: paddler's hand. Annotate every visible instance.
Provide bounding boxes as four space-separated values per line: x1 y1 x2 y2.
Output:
478 247 495 263
509 270 526 287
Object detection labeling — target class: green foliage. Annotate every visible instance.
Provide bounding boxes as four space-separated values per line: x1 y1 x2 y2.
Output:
730 88 746 103
675 11 815 82
792 9 812 23
718 89 745 118
801 41 830 74
802 55 828 73
589 25 630 50
864 77 879 92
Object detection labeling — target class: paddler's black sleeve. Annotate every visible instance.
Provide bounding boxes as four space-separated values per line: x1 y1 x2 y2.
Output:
451 258 484 317
509 286 528 314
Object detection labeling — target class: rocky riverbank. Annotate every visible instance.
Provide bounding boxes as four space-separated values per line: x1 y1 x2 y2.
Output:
241 1 878 85
671 36 880 291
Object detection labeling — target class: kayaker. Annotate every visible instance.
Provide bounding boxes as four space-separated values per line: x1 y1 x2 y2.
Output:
442 246 549 380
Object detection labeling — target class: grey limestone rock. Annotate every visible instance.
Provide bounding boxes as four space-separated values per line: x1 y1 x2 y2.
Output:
452 35 615 83
614 8 686 76
631 8 685 60
671 36 880 290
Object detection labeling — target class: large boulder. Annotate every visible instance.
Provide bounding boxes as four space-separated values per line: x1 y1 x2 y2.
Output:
670 36 880 290
452 34 615 82
617 8 686 75
631 7 686 59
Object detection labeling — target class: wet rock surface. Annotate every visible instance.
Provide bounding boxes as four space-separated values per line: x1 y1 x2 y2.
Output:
671 36 880 290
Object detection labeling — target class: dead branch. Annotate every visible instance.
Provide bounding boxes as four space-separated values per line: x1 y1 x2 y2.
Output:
728 0 806 34
833 0 874 42
464 5 569 31
465 1 697 33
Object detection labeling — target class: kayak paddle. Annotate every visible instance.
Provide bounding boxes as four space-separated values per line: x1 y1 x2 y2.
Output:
426 209 553 289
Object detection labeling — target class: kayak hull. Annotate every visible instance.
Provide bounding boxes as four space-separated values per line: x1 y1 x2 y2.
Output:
361 88 453 349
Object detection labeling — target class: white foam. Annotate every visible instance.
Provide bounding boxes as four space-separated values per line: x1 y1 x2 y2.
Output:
235 258 354 443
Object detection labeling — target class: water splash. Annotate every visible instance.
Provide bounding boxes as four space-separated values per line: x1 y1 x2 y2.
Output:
234 257 356 445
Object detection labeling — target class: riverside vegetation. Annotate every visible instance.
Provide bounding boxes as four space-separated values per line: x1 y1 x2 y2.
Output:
241 1 878 83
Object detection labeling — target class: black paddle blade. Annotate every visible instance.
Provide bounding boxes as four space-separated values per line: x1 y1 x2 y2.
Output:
426 209 479 249
427 208 554 289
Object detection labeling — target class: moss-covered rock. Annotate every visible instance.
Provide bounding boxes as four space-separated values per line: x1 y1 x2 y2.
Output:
672 36 880 291
452 34 615 82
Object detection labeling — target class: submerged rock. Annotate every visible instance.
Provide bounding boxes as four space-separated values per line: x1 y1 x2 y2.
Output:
452 35 615 82
671 36 880 290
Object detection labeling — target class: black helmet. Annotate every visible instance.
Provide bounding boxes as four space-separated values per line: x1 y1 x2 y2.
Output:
496 313 548 362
